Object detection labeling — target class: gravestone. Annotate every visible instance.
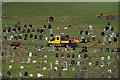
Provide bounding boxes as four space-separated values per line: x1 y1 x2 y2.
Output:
108 62 111 66
29 52 32 57
24 72 28 76
48 24 51 29
87 38 90 43
71 60 75 65
103 37 106 42
105 26 109 31
105 48 109 52
107 56 110 60
50 29 53 34
19 72 22 77
72 54 75 58
101 61 104 67
91 31 93 35
79 25 82 29
32 29 35 33
101 32 104 36
114 37 117 42
7 51 9 57
110 26 114 31
77 61 80 66
67 54 70 58
34 35 37 39
96 61 99 66
21 57 25 63
30 34 33 38
63 61 67 71
29 24 32 28
56 53 58 58
80 31 83 34
106 30 110 36
84 54 88 59
85 31 88 35
78 55 80 59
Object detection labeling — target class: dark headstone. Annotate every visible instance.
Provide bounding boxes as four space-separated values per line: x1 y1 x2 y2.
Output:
114 38 117 42
85 31 88 35
24 72 28 76
48 24 51 29
101 32 104 36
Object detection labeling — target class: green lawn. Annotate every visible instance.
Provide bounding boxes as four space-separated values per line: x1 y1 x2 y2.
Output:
2 2 119 78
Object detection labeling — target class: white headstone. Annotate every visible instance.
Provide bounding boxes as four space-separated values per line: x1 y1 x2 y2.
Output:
43 67 46 71
77 61 80 66
19 72 22 77
44 60 47 64
54 67 57 71
44 55 47 58
101 57 104 60
32 60 36 63
107 56 110 60
55 60 58 64
108 69 111 73
89 63 92 66
11 59 14 63
37 73 43 77
45 37 48 41
72 68 75 71
9 65 12 69
29 52 32 57
30 74 33 77
78 55 80 59
20 66 24 70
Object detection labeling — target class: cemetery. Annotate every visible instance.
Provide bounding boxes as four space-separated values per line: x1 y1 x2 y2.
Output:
1 2 119 79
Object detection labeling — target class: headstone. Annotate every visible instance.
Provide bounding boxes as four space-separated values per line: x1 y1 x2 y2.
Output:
105 26 109 31
89 25 93 30
54 67 58 71
20 66 24 70
77 61 80 66
72 54 75 59
101 61 104 67
92 36 95 41
12 52 15 58
55 53 58 58
84 54 88 59
9 65 12 69
68 25 71 29
103 37 106 42
78 55 80 59
89 53 93 59
80 31 83 35
21 57 25 63
43 67 46 71
78 66 81 71
24 72 28 76
88 62 92 66
72 68 75 71
44 60 47 64
7 50 9 57
105 48 109 52
107 56 110 60
114 37 117 42
63 61 67 71
29 52 32 57
30 74 33 77
91 31 93 35
11 59 14 63
61 54 64 58
79 25 82 29
30 34 33 38
50 29 53 34
108 62 111 66
45 37 48 41
19 72 22 77
71 60 75 65
101 57 104 60
44 55 47 58
37 73 43 77
111 49 114 52
110 26 114 31
39 54 42 58
49 63 52 70
85 31 88 35
87 38 90 43
48 24 51 29
101 32 104 36
7 71 11 76
96 54 99 59
106 30 110 36
16 57 19 63
96 61 99 66
108 69 111 74
26 57 30 63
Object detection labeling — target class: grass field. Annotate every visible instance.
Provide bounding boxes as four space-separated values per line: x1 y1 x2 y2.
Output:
2 2 119 78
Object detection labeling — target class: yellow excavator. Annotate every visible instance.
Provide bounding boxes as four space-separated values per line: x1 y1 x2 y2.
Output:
47 35 79 47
